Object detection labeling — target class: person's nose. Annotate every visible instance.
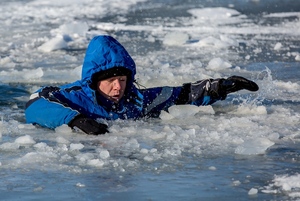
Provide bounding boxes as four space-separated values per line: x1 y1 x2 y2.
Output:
113 79 121 90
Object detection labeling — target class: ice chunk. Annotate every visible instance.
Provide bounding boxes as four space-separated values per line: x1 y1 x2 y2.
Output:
70 143 84 151
163 32 189 46
274 80 300 93
75 153 94 163
235 138 274 155
159 110 174 120
22 68 44 80
192 36 238 48
56 22 88 37
206 58 232 71
87 159 104 168
274 174 300 191
232 105 267 115
99 150 110 159
56 136 70 144
0 142 20 151
198 105 215 114
33 187 44 192
76 183 86 188
143 155 154 162
55 124 73 133
187 7 244 25
15 135 36 145
263 174 300 197
34 142 48 150
140 148 149 154
0 68 44 82
20 151 58 164
167 105 201 118
232 180 241 186
274 42 282 50
38 35 69 52
248 188 258 195
124 138 140 150
219 35 239 46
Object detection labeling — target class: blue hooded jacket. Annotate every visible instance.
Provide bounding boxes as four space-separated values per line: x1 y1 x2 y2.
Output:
25 35 216 129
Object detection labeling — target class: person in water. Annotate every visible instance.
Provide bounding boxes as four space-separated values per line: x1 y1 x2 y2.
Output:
25 35 259 135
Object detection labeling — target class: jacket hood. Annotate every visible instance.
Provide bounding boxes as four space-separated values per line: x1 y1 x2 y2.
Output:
81 35 136 84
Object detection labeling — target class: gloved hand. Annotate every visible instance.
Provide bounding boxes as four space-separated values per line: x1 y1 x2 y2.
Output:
188 75 259 103
68 114 109 135
217 76 259 99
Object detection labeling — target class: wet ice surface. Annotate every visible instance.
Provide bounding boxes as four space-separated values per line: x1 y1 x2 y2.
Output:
1 0 300 200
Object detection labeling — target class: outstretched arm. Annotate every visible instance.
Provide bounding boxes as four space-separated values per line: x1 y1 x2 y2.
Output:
176 76 259 106
140 76 259 117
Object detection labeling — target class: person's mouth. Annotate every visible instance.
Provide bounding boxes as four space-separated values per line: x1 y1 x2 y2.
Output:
110 94 120 101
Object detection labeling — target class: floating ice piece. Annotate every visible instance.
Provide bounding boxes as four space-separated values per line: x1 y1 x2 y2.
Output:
0 57 14 67
70 143 84 151
235 138 274 155
248 188 258 195
206 58 232 71
76 183 86 188
274 42 282 50
38 35 70 52
33 186 44 192
15 135 36 145
56 136 70 144
220 35 239 47
99 150 110 159
143 155 154 162
192 36 238 49
159 110 174 120
87 159 104 168
163 32 189 46
273 174 300 192
232 105 267 115
0 142 20 151
168 105 201 118
22 67 44 80
263 174 300 198
198 105 215 114
232 180 241 186
0 68 44 82
56 22 89 37
160 105 214 120
187 7 245 25
55 124 72 133
274 80 300 93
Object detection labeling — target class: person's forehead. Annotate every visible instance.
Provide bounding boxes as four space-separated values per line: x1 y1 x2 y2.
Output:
103 75 127 81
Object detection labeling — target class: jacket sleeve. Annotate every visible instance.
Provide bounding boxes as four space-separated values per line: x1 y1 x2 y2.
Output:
25 87 79 129
140 86 183 117
140 82 221 117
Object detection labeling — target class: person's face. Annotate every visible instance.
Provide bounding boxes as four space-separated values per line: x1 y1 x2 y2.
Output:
97 76 127 103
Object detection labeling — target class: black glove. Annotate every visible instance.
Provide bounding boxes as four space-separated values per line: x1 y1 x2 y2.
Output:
217 76 259 99
68 114 109 135
176 75 259 104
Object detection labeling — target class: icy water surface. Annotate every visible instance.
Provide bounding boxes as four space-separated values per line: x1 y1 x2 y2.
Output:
0 0 300 200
